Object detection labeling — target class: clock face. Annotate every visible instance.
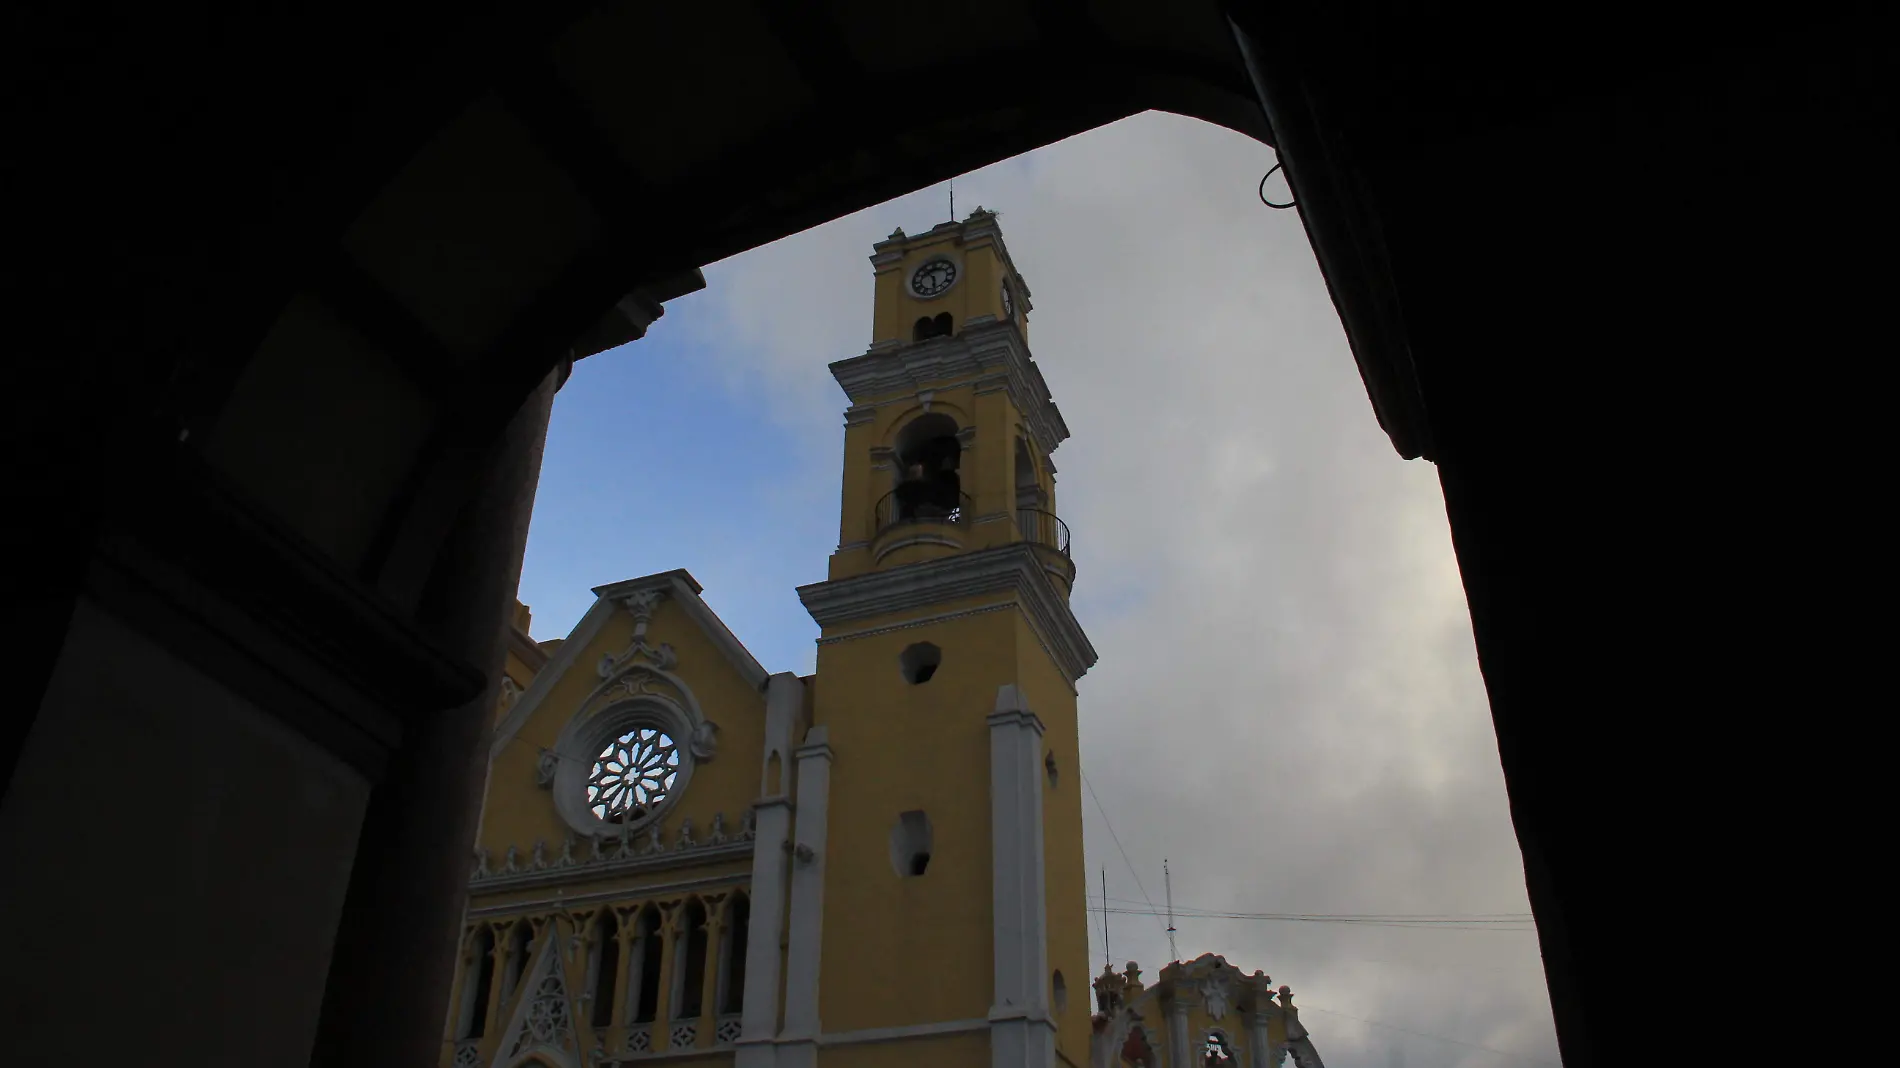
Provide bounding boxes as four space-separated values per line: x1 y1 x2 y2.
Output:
911 258 957 298
1000 280 1014 319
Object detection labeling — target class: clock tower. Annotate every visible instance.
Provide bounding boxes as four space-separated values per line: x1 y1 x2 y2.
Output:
784 207 1097 1068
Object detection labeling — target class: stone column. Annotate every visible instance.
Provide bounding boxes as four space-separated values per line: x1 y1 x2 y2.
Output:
989 684 1053 1068
482 926 510 1041
611 908 638 1036
697 893 728 1046
575 913 604 1034
778 725 834 1068
310 364 562 1068
1168 995 1192 1068
656 902 683 1048
1248 1009 1277 1068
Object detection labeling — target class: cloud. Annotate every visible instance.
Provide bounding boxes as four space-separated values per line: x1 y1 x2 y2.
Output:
582 112 1561 1066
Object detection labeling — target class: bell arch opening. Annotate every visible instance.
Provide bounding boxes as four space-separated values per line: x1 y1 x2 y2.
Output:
889 412 964 524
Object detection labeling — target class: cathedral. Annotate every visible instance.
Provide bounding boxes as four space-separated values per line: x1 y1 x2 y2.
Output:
443 211 1328 1068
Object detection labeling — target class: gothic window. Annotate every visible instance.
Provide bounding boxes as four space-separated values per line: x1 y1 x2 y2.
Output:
717 893 750 1015
458 927 497 1040
589 912 619 1028
500 921 533 1006
674 899 710 1020
1204 1029 1237 1066
632 907 663 1023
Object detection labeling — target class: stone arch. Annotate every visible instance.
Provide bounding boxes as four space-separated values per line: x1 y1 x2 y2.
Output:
715 890 750 1015
456 925 498 1041
671 897 712 1024
629 904 664 1025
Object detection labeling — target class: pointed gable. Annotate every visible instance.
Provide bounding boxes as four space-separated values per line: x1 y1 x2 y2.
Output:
493 930 575 1065
476 570 771 886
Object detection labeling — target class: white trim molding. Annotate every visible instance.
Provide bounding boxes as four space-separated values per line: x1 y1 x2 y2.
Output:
490 596 618 761
989 684 1053 1068
798 545 1097 684
828 318 1070 461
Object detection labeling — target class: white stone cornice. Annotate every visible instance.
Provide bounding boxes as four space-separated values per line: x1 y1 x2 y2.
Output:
466 840 753 895
827 319 1070 460
796 545 1096 684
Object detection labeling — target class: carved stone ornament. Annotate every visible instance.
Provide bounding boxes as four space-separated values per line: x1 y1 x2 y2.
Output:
619 588 665 630
1093 963 1126 1013
471 819 754 884
595 588 676 681
793 843 815 866
689 719 719 760
739 808 756 840
500 675 522 709
504 944 574 1060
535 748 559 787
1200 971 1234 1021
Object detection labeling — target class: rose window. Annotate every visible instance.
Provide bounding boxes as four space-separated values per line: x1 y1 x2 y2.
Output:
587 728 680 823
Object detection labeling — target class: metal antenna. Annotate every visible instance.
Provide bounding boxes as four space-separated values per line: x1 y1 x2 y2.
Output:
1102 868 1111 970
1163 858 1179 961
949 179 955 221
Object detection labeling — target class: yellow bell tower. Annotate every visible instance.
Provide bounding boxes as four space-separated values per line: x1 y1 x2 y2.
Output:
788 208 1097 1068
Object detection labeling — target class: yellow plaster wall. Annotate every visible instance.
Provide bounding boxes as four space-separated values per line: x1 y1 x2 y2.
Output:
809 599 1038 1033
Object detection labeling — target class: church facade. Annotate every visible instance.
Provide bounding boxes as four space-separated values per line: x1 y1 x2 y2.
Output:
441 212 1325 1068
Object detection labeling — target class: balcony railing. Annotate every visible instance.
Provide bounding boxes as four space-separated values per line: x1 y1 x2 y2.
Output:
874 488 973 534
1017 508 1072 557
870 492 1072 559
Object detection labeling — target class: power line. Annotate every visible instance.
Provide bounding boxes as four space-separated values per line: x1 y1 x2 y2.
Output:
1086 895 1535 931
1080 768 1171 947
1089 908 1534 933
1299 1005 1560 1067
1091 893 1531 920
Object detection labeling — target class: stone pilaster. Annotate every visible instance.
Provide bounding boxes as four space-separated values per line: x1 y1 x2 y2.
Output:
989 684 1054 1068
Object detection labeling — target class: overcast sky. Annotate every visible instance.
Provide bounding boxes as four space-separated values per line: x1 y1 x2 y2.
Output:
518 112 1559 1068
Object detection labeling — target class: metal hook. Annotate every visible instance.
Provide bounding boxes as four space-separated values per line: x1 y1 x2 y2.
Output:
1259 161 1295 209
